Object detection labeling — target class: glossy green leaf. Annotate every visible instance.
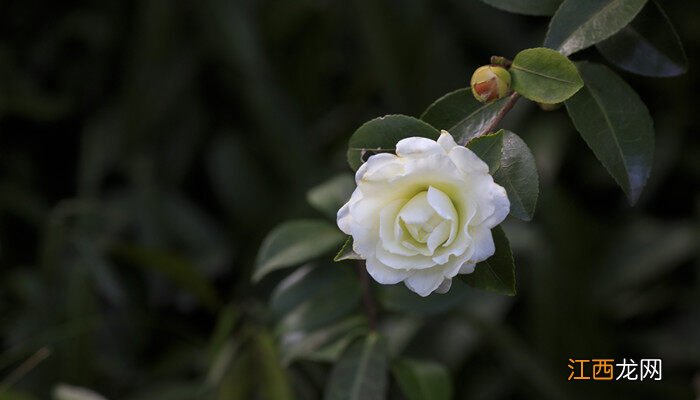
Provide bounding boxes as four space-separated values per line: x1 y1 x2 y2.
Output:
461 226 516 295
492 131 539 221
307 174 356 220
565 62 654 204
596 0 687 77
324 333 388 400
272 265 361 333
479 0 562 16
466 130 504 173
420 89 510 144
253 220 346 282
392 358 453 400
334 237 362 262
510 48 583 104
347 115 439 171
544 0 647 56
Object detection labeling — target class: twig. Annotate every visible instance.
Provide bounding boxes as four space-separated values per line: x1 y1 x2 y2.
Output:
490 56 513 68
477 92 520 138
356 261 378 330
0 347 52 394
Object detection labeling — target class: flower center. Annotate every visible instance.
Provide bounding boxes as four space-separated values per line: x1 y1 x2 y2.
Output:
395 187 458 254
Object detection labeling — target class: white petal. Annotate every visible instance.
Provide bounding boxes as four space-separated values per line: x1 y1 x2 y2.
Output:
379 199 416 256
356 153 404 183
398 191 433 225
396 137 443 158
435 278 452 294
337 201 352 235
437 131 457 151
376 243 434 269
448 145 489 175
426 220 450 253
365 256 411 284
469 227 495 263
481 183 510 228
404 270 445 297
459 262 476 274
426 186 457 221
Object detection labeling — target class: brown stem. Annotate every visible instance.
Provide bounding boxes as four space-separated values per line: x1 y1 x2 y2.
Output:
477 92 520 138
490 56 513 68
356 261 377 330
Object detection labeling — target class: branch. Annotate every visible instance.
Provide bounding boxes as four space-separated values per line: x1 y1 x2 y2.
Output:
477 92 520 138
356 261 378 330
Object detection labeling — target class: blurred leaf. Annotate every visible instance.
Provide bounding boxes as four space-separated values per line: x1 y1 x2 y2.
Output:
53 385 108 400
377 279 470 316
273 265 361 333
334 237 361 262
478 0 562 16
492 131 539 221
111 243 221 311
461 226 516 295
565 62 654 204
420 89 510 144
324 333 388 400
602 220 696 291
125 382 209 400
510 48 583 104
280 315 368 364
0 390 37 400
254 330 295 400
466 130 504 173
160 194 231 276
596 0 687 77
307 174 355 220
253 220 346 282
392 358 453 400
544 0 647 56
347 115 439 171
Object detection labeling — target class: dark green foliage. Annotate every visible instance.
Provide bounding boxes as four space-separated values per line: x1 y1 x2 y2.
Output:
0 0 698 399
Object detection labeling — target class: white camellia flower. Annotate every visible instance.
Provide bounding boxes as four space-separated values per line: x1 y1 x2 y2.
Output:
337 131 510 297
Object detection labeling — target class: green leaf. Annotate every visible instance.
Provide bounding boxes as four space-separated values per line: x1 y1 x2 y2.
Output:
271 264 361 333
347 115 439 171
53 385 108 400
510 48 583 104
479 0 562 16
492 131 539 221
596 0 687 77
420 89 510 144
392 358 453 400
324 333 388 400
564 62 654 204
334 237 362 262
544 0 647 56
280 315 369 364
461 226 516 295
466 130 504 173
377 279 470 316
307 174 356 220
253 220 346 282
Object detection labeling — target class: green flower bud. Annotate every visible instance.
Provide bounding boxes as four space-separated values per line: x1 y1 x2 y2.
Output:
470 65 511 103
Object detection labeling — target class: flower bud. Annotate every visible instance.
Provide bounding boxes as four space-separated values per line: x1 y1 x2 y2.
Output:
470 65 511 103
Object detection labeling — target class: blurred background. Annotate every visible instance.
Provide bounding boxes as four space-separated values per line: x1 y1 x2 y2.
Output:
0 0 698 399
